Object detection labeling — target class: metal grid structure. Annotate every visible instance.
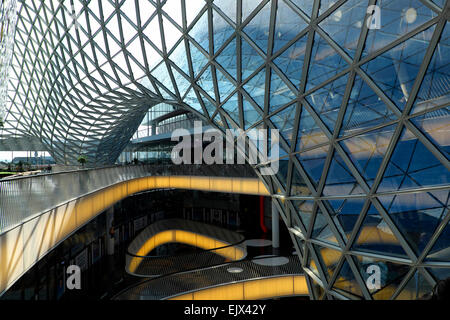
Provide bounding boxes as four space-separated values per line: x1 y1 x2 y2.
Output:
0 163 256 235
0 0 17 123
114 255 304 300
0 0 449 300
125 218 246 277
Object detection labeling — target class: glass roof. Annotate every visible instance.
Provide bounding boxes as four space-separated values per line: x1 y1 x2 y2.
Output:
0 0 449 300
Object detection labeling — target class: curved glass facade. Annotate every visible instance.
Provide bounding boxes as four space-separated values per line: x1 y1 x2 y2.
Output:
1 0 449 299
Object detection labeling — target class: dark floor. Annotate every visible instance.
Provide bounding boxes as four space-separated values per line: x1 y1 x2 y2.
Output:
62 224 296 300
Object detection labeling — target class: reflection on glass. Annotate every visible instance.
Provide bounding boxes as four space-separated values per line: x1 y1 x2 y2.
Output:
314 244 341 282
363 0 438 56
396 270 434 300
353 205 408 258
378 128 450 192
333 259 363 298
354 255 410 300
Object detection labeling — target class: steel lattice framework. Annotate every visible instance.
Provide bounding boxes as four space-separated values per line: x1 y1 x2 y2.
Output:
0 0 17 123
1 0 450 300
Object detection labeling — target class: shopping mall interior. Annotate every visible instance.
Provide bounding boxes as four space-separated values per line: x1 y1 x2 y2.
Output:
0 0 449 302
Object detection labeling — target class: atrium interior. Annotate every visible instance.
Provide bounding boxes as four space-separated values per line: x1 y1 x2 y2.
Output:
0 0 449 302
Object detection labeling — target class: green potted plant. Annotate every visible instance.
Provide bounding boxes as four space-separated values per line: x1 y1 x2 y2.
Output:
77 155 87 168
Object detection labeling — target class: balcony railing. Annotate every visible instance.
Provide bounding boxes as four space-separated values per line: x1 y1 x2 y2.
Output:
0 164 257 235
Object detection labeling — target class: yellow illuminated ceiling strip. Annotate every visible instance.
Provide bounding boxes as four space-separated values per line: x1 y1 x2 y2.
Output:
168 275 308 300
0 175 264 295
128 229 246 274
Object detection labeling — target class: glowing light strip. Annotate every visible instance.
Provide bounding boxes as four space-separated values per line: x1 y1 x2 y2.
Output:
0 176 267 295
128 230 246 274
168 275 308 300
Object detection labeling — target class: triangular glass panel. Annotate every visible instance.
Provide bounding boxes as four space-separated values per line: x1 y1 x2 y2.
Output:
242 0 262 21
161 15 182 52
314 244 342 282
352 204 408 258
216 67 235 103
291 165 312 196
243 67 266 109
361 25 436 111
307 252 322 278
242 98 262 130
353 255 411 300
184 87 204 115
379 191 448 257
306 32 350 91
216 37 238 80
296 145 330 187
214 0 237 23
268 127 289 160
241 38 265 80
411 107 450 160
290 0 314 17
425 216 450 263
378 128 450 192
221 93 240 125
186 0 206 27
431 0 446 8
172 68 191 98
312 208 338 244
326 198 366 240
293 200 315 231
189 10 210 53
169 40 190 76
197 65 216 98
162 0 183 27
363 0 439 56
340 75 398 137
305 74 348 133
190 41 209 78
242 1 272 53
273 0 308 54
427 267 450 283
340 124 396 188
140 77 157 94
396 270 434 300
319 0 369 58
152 63 176 96
323 149 365 196
220 113 232 129
276 158 290 189
296 106 329 152
332 258 364 298
213 9 235 54
273 33 308 89
199 91 217 117
269 103 297 143
143 16 163 51
269 69 296 113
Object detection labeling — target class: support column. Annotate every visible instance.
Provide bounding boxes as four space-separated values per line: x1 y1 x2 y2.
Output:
272 199 280 250
106 207 115 256
151 120 157 136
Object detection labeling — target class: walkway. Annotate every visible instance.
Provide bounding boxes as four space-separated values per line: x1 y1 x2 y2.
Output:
126 219 246 277
114 255 307 300
0 164 268 296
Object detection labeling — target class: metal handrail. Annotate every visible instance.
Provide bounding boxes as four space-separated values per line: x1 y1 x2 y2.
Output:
125 219 247 277
113 255 304 300
0 164 256 235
